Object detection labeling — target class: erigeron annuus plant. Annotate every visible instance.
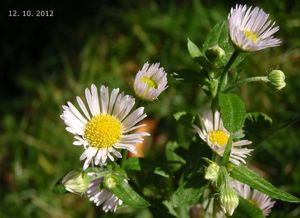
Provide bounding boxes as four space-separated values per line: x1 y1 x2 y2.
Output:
53 4 299 217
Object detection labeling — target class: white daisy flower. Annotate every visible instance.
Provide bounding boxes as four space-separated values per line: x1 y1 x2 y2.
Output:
87 177 122 212
134 62 168 101
230 180 275 216
193 110 253 165
228 4 281 51
60 84 149 170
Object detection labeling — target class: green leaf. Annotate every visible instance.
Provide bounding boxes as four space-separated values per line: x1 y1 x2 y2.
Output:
169 183 206 207
203 22 246 68
173 111 195 127
125 157 170 178
187 38 202 58
104 172 150 208
244 112 272 144
166 142 186 172
230 165 300 203
221 137 232 165
231 197 264 218
219 93 246 133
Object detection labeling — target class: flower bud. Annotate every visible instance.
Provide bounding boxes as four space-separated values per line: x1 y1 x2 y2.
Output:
205 162 220 182
268 70 286 90
61 170 90 195
220 185 239 216
205 45 225 63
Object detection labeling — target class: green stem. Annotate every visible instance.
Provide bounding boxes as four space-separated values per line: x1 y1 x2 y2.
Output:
218 50 240 92
223 76 269 92
121 150 128 169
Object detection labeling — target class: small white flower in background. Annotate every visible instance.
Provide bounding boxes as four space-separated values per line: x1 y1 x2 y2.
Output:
62 170 90 195
230 180 275 216
61 84 149 170
134 62 168 101
193 110 253 165
87 176 122 212
228 4 281 51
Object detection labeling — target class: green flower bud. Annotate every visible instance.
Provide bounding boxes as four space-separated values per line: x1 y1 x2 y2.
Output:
104 174 117 189
62 170 90 195
268 70 286 90
220 185 239 216
205 162 220 182
205 45 225 63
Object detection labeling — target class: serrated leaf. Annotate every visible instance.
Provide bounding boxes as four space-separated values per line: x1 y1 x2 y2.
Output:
170 184 206 207
105 172 150 208
219 93 246 133
231 197 264 218
187 38 202 58
173 111 195 127
203 22 246 68
125 157 170 178
230 165 300 203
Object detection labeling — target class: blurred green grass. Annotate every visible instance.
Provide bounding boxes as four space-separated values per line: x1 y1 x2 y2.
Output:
1 1 300 217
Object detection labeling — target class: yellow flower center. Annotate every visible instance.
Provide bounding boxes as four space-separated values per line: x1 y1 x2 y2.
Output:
243 30 257 43
140 76 157 89
208 130 229 147
84 114 122 148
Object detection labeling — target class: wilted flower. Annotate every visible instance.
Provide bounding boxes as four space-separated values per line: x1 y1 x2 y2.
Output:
228 4 281 51
268 70 286 90
134 62 168 101
61 170 90 195
193 110 253 165
220 184 239 215
61 84 149 170
231 180 275 216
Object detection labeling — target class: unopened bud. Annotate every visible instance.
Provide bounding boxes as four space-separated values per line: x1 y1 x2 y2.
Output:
205 45 225 63
268 70 286 90
62 170 90 195
205 162 220 182
220 185 239 216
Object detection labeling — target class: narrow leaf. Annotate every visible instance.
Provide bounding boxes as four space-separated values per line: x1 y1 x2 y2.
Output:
232 197 264 218
221 137 232 165
219 93 246 133
230 165 300 203
104 172 150 208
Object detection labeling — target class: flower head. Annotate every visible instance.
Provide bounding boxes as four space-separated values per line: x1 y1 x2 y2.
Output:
228 4 281 51
87 175 122 212
61 84 149 169
230 180 275 216
268 69 286 90
134 62 168 101
62 170 90 195
193 110 253 165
